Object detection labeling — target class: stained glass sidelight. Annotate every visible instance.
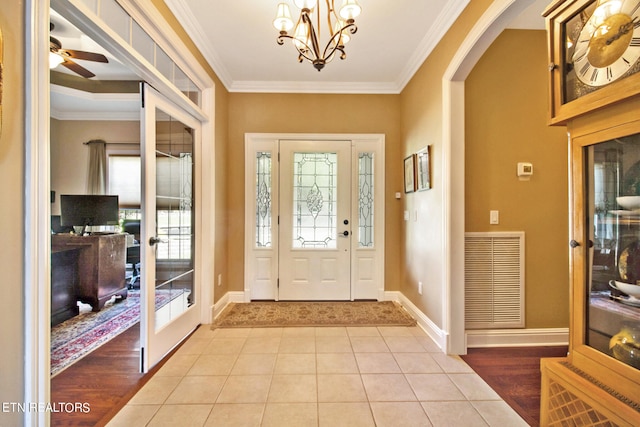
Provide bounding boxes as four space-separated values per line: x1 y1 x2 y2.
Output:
293 152 337 248
256 152 272 248
358 152 374 247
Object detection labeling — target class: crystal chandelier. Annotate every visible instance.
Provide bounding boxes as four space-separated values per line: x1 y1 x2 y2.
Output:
273 0 362 72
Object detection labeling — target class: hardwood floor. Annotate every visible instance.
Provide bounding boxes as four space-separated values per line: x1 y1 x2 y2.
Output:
50 324 149 427
461 345 569 427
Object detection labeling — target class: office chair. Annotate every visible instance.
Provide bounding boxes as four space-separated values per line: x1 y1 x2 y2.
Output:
123 220 141 288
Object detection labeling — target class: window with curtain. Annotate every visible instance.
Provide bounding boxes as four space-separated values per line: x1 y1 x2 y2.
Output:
108 154 192 260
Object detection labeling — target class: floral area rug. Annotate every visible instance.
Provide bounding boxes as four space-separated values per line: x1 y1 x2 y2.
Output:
51 289 173 376
212 301 416 329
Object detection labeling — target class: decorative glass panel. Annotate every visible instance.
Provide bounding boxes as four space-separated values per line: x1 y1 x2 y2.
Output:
256 152 272 248
292 153 337 249
358 152 374 248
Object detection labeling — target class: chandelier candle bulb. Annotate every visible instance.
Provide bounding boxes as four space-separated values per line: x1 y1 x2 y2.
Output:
273 3 294 32
339 0 362 21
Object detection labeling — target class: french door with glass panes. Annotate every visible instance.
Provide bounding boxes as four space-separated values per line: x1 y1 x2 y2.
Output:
244 134 385 302
140 83 200 371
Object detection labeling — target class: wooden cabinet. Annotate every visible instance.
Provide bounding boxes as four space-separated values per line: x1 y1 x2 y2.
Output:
541 1 640 424
540 95 640 427
52 233 128 312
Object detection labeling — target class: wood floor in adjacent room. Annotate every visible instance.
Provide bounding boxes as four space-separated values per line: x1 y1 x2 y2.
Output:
50 324 147 427
461 345 569 427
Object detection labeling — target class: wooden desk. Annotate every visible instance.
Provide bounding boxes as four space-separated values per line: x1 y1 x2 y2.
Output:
51 246 80 326
52 233 128 312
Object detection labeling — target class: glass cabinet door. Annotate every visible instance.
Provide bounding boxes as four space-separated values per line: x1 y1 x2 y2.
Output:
586 133 640 370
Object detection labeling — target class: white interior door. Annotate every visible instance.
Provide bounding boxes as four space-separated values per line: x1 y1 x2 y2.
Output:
279 140 352 300
140 83 200 372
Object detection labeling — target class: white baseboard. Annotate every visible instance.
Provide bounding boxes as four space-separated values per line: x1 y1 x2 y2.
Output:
466 328 569 348
384 291 447 353
385 291 569 351
211 291 245 321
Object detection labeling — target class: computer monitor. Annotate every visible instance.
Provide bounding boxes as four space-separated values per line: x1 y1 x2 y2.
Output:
51 215 74 234
60 195 119 235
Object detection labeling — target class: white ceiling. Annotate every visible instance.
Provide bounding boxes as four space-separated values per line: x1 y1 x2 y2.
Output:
50 0 550 117
165 0 548 94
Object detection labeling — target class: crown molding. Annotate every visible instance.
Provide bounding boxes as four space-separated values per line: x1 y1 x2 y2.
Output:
229 80 402 94
50 84 140 121
50 110 140 121
164 0 233 90
396 0 471 91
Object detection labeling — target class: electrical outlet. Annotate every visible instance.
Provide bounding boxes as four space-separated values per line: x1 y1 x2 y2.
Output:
217 274 222 286
418 281 423 295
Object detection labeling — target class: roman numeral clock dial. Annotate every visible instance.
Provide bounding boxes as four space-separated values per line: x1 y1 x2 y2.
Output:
572 0 640 87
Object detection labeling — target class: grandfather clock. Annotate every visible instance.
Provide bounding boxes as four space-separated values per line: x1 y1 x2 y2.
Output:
541 0 640 425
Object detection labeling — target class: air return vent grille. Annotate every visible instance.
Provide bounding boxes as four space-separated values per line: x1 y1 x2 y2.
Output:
465 232 525 329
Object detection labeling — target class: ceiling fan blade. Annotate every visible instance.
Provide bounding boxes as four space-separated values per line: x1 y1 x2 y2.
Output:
62 49 108 63
60 59 96 78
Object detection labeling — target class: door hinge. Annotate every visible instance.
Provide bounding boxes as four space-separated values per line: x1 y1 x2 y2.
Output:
278 215 280 225
277 278 280 288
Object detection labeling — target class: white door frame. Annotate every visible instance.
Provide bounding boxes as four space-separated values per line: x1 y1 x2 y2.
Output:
244 133 385 302
24 1 214 424
442 0 537 354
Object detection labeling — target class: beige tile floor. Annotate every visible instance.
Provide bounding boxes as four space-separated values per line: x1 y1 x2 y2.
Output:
107 326 528 427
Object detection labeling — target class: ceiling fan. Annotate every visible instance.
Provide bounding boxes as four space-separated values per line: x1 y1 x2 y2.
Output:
49 23 108 78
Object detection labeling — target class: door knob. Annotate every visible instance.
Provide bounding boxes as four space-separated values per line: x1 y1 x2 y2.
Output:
149 236 165 246
569 240 580 248
343 230 349 237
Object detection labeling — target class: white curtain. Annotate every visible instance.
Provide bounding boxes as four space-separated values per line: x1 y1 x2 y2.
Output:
86 139 107 195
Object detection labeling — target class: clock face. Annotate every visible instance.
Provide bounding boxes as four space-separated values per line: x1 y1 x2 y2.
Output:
564 0 640 102
573 0 640 86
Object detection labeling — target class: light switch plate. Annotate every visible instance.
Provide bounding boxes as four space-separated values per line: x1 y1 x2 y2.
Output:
490 210 499 225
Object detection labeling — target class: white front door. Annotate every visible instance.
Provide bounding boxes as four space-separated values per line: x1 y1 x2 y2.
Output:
279 140 352 300
140 83 201 371
244 133 385 302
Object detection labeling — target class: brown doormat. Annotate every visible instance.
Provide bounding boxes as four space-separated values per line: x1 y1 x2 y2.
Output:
212 301 416 329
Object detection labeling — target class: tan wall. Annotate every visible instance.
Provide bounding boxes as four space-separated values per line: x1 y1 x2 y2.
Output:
465 29 569 328
0 3 25 425
212 82 230 302
50 119 140 214
227 93 402 292
400 0 497 326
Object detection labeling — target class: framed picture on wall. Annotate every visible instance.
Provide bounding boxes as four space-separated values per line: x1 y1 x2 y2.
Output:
404 155 416 193
416 146 431 191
